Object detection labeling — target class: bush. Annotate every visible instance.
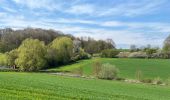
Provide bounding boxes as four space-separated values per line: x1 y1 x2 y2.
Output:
71 48 91 62
98 63 119 80
72 67 83 76
135 70 143 81
101 49 119 58
92 60 102 77
0 53 7 66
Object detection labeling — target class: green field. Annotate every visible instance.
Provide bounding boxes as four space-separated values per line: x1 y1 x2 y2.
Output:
0 72 170 100
48 58 170 80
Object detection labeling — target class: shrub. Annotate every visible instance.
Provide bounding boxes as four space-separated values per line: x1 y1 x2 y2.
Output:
92 60 102 77
98 63 119 80
101 49 119 58
128 51 147 58
71 48 91 62
135 70 143 81
72 67 83 76
0 53 7 66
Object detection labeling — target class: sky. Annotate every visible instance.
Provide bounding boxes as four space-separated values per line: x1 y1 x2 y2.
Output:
0 0 170 48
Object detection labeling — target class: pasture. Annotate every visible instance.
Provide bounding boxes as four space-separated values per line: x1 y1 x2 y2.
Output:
48 58 170 80
0 72 170 100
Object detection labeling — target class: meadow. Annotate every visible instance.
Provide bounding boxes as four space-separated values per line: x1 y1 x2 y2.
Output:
0 72 170 100
48 58 170 80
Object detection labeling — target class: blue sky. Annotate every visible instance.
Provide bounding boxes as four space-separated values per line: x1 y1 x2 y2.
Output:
0 0 170 48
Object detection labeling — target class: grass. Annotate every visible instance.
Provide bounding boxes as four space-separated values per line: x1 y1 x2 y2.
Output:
0 72 170 100
47 58 170 80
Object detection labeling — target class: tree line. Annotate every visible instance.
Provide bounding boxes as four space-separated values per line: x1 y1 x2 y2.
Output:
0 28 115 71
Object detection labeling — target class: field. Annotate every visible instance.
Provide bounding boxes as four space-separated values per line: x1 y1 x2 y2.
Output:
0 72 170 100
48 58 170 80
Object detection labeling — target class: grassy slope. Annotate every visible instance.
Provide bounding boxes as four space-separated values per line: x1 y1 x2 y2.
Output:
48 58 170 79
0 72 170 100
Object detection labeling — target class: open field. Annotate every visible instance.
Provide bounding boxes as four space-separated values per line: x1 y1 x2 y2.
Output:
0 72 170 100
48 58 170 80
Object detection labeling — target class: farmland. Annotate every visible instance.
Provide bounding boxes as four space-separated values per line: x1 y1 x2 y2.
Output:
48 58 170 80
0 72 170 100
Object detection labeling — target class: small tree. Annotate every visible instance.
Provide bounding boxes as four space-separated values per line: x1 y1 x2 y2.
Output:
15 39 47 71
135 70 143 81
92 60 102 77
98 63 119 80
163 35 170 58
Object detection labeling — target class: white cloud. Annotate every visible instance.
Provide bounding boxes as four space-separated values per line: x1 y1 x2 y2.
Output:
66 4 95 15
12 0 61 11
98 0 165 17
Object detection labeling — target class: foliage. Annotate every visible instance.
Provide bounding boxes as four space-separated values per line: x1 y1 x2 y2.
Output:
15 39 47 71
135 70 143 81
0 53 7 66
6 49 18 67
0 28 69 53
92 60 102 77
72 48 91 61
145 48 157 58
49 37 73 65
101 49 119 58
98 63 119 80
163 35 170 58
80 37 115 54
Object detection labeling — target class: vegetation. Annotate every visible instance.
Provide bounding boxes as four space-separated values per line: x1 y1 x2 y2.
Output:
98 63 119 80
0 53 7 66
101 49 119 58
15 39 47 71
48 37 73 65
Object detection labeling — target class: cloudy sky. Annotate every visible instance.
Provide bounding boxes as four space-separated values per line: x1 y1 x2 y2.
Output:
0 0 170 48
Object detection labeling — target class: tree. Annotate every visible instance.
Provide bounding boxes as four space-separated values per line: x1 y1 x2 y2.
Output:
49 37 73 65
130 45 137 52
15 39 47 71
163 35 170 58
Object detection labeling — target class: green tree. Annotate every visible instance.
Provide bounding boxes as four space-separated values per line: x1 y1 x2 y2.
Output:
163 35 170 58
49 37 73 65
15 39 47 71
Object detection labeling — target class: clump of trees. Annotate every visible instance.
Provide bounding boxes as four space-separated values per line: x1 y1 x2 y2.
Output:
0 28 116 71
4 37 75 71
